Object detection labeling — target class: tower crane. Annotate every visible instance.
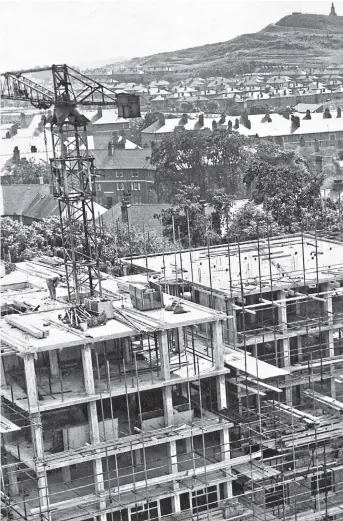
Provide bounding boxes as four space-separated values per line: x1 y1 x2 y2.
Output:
1 64 141 303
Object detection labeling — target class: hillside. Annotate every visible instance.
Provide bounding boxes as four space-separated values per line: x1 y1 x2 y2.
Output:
108 13 343 77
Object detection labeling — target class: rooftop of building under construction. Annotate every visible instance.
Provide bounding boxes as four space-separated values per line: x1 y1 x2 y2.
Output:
123 233 343 296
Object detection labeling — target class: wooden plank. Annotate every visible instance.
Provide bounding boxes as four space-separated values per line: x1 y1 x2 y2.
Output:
5 314 49 339
0 415 21 434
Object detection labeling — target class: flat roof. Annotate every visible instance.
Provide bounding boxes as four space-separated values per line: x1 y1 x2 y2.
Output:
122 234 343 296
0 294 226 354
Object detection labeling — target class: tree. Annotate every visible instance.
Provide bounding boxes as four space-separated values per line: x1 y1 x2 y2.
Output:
160 185 220 248
226 201 282 241
208 189 233 236
1 158 51 185
151 129 247 201
0 216 174 274
243 150 323 232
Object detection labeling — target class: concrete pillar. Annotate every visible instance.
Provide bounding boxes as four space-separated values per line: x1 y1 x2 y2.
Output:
61 465 71 483
123 337 131 363
322 284 336 398
48 349 59 377
6 457 19 497
163 386 174 426
23 354 51 519
175 327 185 354
226 299 237 346
81 345 106 521
1 357 7 386
169 440 181 512
213 320 224 370
159 330 170 380
277 290 292 405
297 335 303 362
220 426 233 499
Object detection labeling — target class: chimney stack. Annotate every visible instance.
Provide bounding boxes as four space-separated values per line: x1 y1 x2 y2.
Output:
219 113 226 125
121 195 131 224
228 120 233 131
291 115 300 132
158 113 165 126
303 109 311 120
212 120 217 131
337 107 341 118
315 155 323 174
198 114 204 127
108 142 113 156
97 107 103 120
181 114 188 125
261 112 272 123
13 146 20 165
323 108 332 119
240 111 251 129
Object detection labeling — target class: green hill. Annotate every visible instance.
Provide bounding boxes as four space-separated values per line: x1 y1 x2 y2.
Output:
111 13 343 77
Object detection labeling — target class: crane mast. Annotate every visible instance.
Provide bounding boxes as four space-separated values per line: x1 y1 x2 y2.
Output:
1 64 141 303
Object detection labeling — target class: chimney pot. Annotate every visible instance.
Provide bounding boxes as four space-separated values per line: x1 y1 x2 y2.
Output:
13 146 20 165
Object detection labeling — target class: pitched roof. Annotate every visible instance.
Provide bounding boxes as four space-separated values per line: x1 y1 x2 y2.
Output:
92 148 155 170
23 192 60 220
0 184 52 217
101 203 172 233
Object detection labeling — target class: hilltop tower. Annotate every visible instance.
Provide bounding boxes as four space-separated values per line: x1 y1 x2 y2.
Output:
330 2 337 15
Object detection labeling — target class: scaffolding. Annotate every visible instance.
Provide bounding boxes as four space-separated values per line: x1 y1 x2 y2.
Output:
1 231 343 521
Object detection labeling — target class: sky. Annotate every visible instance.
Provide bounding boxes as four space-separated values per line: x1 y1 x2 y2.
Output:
0 0 342 71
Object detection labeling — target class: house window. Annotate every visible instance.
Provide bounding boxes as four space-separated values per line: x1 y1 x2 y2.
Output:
311 472 333 496
148 171 153 178
96 184 101 192
132 170 139 178
131 182 140 191
117 183 124 191
329 134 336 141
116 171 123 178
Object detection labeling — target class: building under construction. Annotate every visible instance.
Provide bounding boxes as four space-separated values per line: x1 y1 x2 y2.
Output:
1 232 343 521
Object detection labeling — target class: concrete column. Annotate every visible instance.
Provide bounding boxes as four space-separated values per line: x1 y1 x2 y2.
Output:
163 386 174 426
122 337 131 363
226 299 237 346
322 284 336 398
81 345 106 521
169 440 181 513
23 354 51 519
48 349 59 377
6 457 19 497
175 327 185 354
220 426 233 499
1 357 7 386
159 330 170 380
297 335 303 362
277 290 292 405
213 320 224 370
61 465 71 483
